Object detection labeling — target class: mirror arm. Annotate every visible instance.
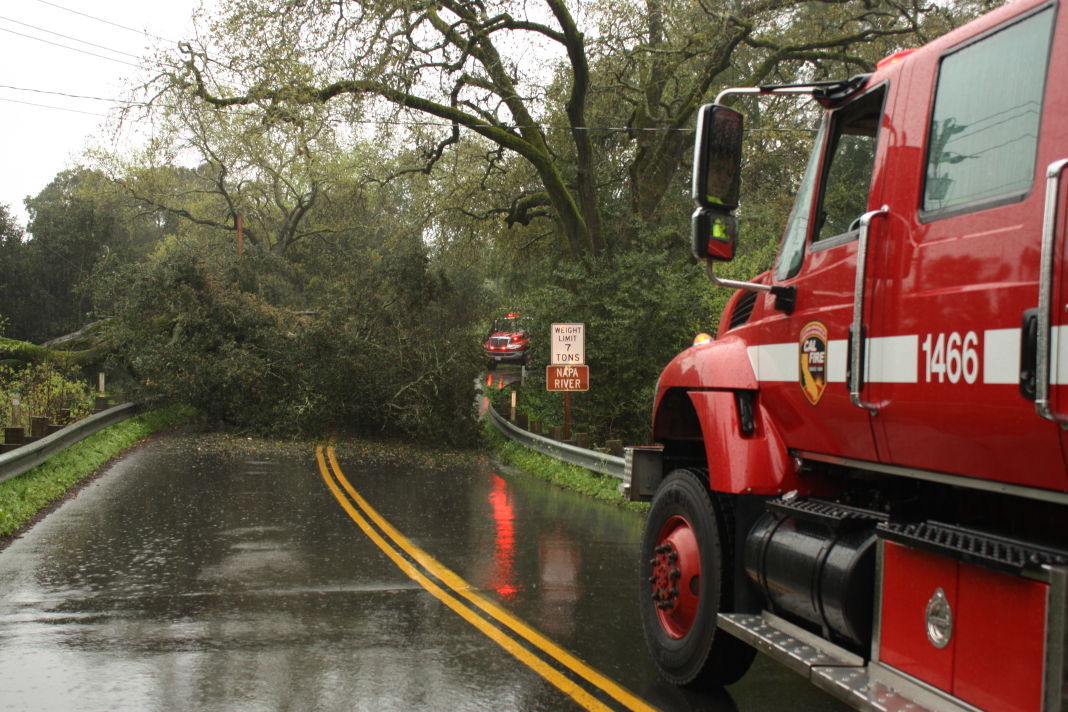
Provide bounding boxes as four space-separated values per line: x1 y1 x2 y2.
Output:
706 262 796 314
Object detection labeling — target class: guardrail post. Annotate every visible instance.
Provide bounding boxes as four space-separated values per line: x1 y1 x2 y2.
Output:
10 396 21 429
575 432 590 448
30 416 48 440
530 420 541 435
606 439 623 457
94 395 109 413
516 412 528 429
4 427 25 452
551 425 563 440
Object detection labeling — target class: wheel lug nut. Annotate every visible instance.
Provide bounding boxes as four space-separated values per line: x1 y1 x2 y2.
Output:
670 568 681 580
668 552 678 562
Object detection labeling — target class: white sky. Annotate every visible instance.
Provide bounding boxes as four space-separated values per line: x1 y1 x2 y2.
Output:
0 0 211 230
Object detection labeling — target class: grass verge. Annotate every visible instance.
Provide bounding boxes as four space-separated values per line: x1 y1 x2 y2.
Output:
0 404 197 538
482 417 648 513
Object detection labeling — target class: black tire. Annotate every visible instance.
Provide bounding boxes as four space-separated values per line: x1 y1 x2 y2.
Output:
639 469 756 687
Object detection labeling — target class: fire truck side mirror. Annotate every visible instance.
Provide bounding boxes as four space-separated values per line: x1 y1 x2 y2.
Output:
692 104 743 210
692 208 737 262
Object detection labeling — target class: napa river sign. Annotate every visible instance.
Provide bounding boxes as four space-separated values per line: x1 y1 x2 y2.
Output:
546 364 589 391
550 323 585 365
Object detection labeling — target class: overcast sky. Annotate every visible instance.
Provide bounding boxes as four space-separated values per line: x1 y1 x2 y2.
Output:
0 1 210 229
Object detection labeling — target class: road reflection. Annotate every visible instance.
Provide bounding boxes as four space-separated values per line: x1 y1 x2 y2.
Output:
487 474 520 600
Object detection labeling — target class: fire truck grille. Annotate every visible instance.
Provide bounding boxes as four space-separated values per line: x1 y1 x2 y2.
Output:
489 337 510 347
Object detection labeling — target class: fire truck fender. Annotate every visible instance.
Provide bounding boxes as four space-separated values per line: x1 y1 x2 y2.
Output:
654 337 758 393
652 336 799 494
686 390 799 495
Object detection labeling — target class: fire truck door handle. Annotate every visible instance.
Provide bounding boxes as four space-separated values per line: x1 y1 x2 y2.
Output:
1035 158 1068 422
850 206 889 414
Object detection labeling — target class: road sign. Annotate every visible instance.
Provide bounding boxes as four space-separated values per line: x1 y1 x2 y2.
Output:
546 365 589 391
550 323 585 365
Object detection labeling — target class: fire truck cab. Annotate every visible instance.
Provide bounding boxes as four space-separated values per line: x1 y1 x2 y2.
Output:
483 313 532 370
632 1 1068 710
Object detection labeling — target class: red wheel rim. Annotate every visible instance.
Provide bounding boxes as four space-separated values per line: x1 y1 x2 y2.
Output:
649 514 702 639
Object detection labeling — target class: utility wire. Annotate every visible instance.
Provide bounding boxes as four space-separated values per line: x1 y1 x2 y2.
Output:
0 95 109 117
0 83 147 106
34 0 178 45
0 83 817 135
0 25 142 68
0 14 146 60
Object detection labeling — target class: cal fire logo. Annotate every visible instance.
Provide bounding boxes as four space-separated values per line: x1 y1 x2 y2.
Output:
799 321 828 405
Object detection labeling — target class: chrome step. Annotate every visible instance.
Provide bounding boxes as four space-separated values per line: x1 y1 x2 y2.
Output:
718 612 980 712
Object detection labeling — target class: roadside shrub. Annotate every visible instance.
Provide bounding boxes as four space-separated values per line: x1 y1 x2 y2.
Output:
0 362 94 429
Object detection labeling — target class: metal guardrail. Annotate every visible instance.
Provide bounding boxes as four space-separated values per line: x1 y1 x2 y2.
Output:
0 402 141 485
485 404 626 481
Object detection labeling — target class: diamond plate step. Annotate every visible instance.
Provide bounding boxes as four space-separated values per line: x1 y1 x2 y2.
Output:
718 612 980 712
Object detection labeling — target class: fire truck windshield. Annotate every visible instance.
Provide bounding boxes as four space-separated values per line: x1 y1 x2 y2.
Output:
775 119 826 281
774 86 884 281
492 318 523 333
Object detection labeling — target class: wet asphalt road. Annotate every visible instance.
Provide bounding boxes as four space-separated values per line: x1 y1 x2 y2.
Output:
0 432 850 711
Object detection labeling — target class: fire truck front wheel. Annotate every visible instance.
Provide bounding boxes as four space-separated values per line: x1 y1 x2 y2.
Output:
639 469 755 687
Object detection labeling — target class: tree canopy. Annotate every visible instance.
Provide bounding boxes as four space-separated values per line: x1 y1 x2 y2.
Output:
164 0 991 261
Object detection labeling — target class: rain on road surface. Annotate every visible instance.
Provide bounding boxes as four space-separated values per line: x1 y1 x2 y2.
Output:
0 430 850 711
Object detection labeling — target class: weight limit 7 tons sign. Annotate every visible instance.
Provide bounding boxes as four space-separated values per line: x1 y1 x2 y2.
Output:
550 323 585 365
548 323 588 392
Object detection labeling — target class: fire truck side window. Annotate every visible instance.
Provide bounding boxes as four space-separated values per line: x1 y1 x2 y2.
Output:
923 7 1053 213
815 89 884 242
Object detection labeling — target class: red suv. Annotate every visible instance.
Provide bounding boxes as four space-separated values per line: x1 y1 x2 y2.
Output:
483 314 532 370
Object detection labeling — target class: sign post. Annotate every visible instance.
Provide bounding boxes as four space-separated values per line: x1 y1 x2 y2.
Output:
549 324 587 440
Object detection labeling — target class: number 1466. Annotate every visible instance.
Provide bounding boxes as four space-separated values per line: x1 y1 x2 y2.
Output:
921 331 979 384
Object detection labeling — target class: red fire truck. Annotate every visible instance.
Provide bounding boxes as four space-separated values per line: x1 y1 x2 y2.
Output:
629 1 1068 709
483 313 532 370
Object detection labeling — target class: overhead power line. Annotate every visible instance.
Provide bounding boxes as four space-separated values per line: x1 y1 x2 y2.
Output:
0 25 142 68
34 0 178 45
0 14 145 60
0 87 815 135
0 83 147 106
0 85 817 136
0 95 109 117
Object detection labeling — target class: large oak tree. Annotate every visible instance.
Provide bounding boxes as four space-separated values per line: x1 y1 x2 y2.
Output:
166 0 991 260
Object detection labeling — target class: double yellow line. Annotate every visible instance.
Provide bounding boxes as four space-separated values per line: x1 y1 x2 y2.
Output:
316 445 658 712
